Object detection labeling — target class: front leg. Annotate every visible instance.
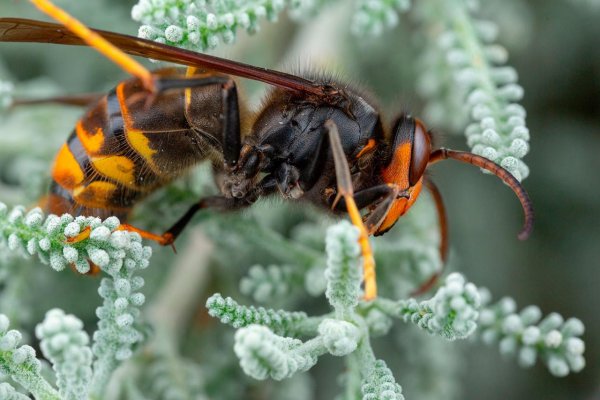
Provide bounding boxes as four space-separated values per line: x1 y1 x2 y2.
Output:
341 178 449 297
271 121 330 199
325 120 378 301
274 163 303 198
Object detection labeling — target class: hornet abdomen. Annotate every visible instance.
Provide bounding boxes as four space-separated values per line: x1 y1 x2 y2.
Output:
46 69 227 219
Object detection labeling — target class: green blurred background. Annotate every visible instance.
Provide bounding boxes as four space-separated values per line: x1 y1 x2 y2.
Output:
0 0 598 399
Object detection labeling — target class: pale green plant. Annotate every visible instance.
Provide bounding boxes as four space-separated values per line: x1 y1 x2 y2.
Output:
0 314 60 400
478 289 585 377
351 0 411 36
0 382 30 400
0 0 592 398
0 204 152 399
132 0 411 50
132 0 312 51
208 222 485 397
35 309 93 400
205 221 585 397
239 264 298 303
0 80 12 112
126 354 207 400
416 0 530 181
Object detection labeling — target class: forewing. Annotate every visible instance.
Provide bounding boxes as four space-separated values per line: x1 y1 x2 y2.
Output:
0 18 327 96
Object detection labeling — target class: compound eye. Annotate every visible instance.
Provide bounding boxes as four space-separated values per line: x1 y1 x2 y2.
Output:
409 119 431 186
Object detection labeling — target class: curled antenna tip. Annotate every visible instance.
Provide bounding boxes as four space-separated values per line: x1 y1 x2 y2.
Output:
428 148 535 242
518 232 529 241
516 187 534 241
518 213 534 241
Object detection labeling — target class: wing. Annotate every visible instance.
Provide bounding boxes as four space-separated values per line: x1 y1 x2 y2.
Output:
0 18 335 97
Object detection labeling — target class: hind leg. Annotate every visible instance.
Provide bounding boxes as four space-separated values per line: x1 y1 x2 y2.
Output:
29 0 155 91
118 196 239 249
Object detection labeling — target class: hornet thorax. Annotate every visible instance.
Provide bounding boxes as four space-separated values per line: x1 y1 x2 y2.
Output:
218 81 384 208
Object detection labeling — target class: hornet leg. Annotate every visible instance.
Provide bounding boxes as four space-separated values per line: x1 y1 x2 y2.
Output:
325 119 378 301
117 75 242 248
333 184 410 235
118 196 240 249
409 178 449 296
337 178 448 297
154 176 278 246
29 0 155 92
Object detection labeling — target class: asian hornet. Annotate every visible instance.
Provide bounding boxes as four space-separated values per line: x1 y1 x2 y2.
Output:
0 0 533 299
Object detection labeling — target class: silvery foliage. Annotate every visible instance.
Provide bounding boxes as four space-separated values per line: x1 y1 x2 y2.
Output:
208 222 485 398
478 289 585 377
0 204 152 399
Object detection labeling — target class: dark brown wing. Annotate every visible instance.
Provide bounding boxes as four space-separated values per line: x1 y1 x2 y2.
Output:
0 18 334 97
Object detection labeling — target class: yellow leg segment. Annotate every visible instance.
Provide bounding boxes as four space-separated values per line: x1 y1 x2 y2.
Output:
325 119 378 301
343 195 377 301
65 226 91 244
29 0 155 92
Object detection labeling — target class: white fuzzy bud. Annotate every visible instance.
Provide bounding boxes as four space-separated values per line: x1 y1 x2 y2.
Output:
318 319 360 356
165 25 184 42
63 222 81 238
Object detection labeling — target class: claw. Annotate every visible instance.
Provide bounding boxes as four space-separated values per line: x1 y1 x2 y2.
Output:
159 232 177 253
330 191 343 211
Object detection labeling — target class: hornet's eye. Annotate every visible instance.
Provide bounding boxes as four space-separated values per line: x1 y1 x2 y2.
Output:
409 119 432 186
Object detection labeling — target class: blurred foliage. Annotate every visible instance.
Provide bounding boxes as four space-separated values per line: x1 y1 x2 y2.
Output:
0 0 598 399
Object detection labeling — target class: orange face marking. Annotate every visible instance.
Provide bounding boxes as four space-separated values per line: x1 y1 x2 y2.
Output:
75 121 104 155
377 178 423 234
90 155 137 188
73 181 117 208
381 142 411 189
355 139 377 159
52 143 85 189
